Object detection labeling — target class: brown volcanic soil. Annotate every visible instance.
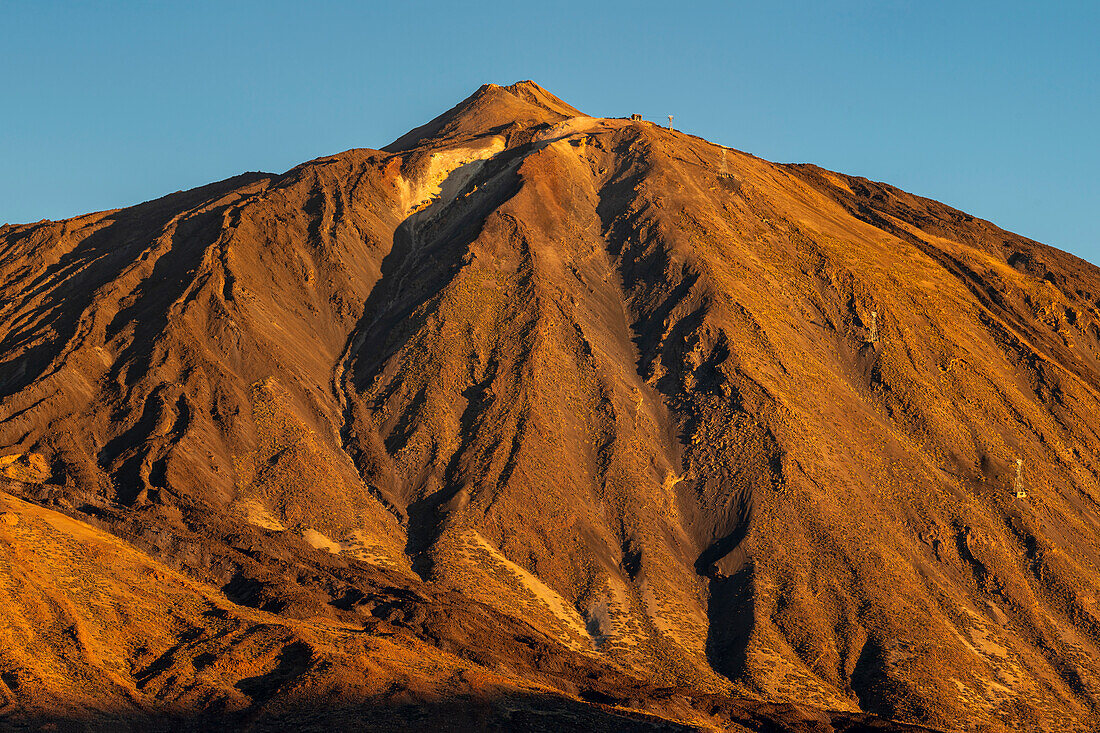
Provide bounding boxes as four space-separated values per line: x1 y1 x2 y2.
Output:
1 80 1099 731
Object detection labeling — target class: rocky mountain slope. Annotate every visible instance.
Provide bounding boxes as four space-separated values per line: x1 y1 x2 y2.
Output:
3 80 1100 731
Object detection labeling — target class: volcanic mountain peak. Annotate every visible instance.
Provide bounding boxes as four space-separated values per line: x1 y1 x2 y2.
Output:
384 79 584 152
498 79 583 114
3 82 1100 732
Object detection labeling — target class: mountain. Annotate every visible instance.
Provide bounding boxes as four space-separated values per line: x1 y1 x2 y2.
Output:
3 80 1100 732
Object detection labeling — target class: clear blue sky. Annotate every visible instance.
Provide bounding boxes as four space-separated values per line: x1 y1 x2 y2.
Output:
2 2 1097 262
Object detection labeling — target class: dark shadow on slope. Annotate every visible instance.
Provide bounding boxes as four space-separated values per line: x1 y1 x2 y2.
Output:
0 688 940 733
235 640 313 703
850 636 900 722
704 564 756 683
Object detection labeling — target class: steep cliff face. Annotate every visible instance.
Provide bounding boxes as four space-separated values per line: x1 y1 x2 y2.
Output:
3 80 1100 732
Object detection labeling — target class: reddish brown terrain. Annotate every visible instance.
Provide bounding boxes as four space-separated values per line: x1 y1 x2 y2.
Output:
2 81 1099 731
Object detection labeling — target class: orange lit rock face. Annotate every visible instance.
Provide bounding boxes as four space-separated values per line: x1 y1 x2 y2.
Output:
1 81 1098 732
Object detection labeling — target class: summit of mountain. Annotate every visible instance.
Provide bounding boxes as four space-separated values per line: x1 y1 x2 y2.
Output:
383 80 583 152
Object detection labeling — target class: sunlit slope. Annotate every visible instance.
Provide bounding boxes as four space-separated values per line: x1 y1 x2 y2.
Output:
0 490 487 723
